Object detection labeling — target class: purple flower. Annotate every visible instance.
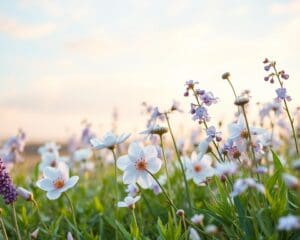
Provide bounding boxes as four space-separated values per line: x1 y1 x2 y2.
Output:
192 106 210 122
81 124 95 146
185 80 199 89
0 158 17 204
275 88 292 102
200 92 218 106
264 64 271 71
206 126 221 142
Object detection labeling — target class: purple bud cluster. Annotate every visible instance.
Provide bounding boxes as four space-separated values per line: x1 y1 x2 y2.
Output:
263 58 289 84
0 158 17 204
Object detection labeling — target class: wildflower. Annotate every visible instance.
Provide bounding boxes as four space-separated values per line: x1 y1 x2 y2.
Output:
16 187 33 201
255 166 268 174
36 163 79 200
150 175 166 195
277 215 300 231
117 142 162 188
39 152 67 172
140 125 168 136
215 162 238 177
125 183 139 197
117 195 140 209
185 153 214 185
191 214 204 225
67 232 74 240
200 92 218 106
282 173 300 189
205 224 218 234
192 106 210 122
292 160 300 171
206 126 222 142
72 148 93 162
80 123 95 146
38 142 60 156
230 178 265 197
90 132 130 150
0 158 17 204
189 228 201 240
234 96 249 106
185 80 199 89
176 209 185 217
31 228 39 239
221 72 230 80
275 88 292 102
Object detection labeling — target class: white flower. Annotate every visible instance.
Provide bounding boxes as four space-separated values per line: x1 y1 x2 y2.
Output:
205 224 218 234
215 162 238 176
125 183 139 197
117 195 141 209
38 142 60 155
90 132 130 150
197 139 209 159
117 142 162 189
67 232 74 240
228 115 265 141
189 228 201 240
277 215 300 231
185 153 214 185
283 173 300 189
230 178 265 197
73 148 93 162
39 152 68 172
191 214 204 225
36 163 79 200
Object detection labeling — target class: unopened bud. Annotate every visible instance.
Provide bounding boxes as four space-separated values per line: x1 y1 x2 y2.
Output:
176 209 185 217
221 72 231 80
30 228 39 239
17 187 33 201
234 96 249 106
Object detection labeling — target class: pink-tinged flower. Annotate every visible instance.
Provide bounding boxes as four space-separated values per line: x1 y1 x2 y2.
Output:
185 153 214 185
277 215 300 231
282 173 300 189
117 142 162 189
36 163 79 200
150 175 166 195
117 195 141 209
90 132 130 150
191 214 204 225
215 162 238 177
125 183 139 197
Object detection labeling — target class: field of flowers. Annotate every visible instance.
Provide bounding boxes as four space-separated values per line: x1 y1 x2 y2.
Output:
1 58 300 239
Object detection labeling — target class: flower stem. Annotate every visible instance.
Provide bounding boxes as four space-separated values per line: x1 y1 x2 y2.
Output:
32 199 49 234
64 192 80 240
11 203 21 240
131 209 139 239
111 148 119 240
164 113 192 212
0 217 8 240
273 65 299 155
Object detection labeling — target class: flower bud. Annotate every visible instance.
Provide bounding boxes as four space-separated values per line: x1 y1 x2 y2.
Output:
30 228 39 239
176 209 185 217
221 72 230 80
17 187 33 201
67 232 74 240
234 96 249 106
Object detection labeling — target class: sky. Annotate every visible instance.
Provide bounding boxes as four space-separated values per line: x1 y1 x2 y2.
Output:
0 0 300 141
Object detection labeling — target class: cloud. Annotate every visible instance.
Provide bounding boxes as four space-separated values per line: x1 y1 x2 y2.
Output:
0 17 56 39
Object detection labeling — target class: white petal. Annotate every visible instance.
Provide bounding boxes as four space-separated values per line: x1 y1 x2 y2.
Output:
43 167 60 180
143 145 158 159
117 156 130 171
117 133 131 144
46 190 62 200
128 142 144 161
117 202 127 208
147 157 162 174
61 176 79 192
228 124 242 140
90 138 105 149
123 169 138 184
137 172 153 189
36 178 55 191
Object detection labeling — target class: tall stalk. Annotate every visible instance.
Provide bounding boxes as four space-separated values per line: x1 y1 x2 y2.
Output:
11 203 21 240
111 148 119 240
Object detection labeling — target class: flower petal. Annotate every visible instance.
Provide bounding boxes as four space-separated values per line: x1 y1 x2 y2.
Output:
123 168 138 184
46 190 62 200
36 178 55 191
147 157 162 174
144 145 158 159
90 138 105 149
117 155 130 171
61 176 79 192
43 167 60 180
128 142 144 161
137 172 153 189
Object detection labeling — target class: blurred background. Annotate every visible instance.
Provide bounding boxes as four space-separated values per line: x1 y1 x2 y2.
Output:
0 0 300 141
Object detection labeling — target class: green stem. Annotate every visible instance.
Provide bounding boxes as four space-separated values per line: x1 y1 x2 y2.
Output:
164 113 192 212
11 203 21 240
131 209 139 239
0 217 8 240
111 148 119 240
32 199 49 234
273 65 299 155
64 193 80 240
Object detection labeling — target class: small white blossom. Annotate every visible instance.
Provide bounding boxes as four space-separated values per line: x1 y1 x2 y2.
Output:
283 173 300 189
90 132 130 150
117 195 141 209
230 178 265 197
189 228 201 240
191 214 204 225
125 183 139 197
215 162 238 176
277 215 300 231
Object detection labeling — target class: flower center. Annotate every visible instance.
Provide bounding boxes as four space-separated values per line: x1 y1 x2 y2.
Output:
135 159 147 171
194 164 202 173
240 130 249 139
50 160 57 167
54 179 65 189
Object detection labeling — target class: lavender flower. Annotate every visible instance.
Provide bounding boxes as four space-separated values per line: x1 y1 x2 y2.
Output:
200 91 218 106
0 158 17 204
192 106 210 122
275 88 292 102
